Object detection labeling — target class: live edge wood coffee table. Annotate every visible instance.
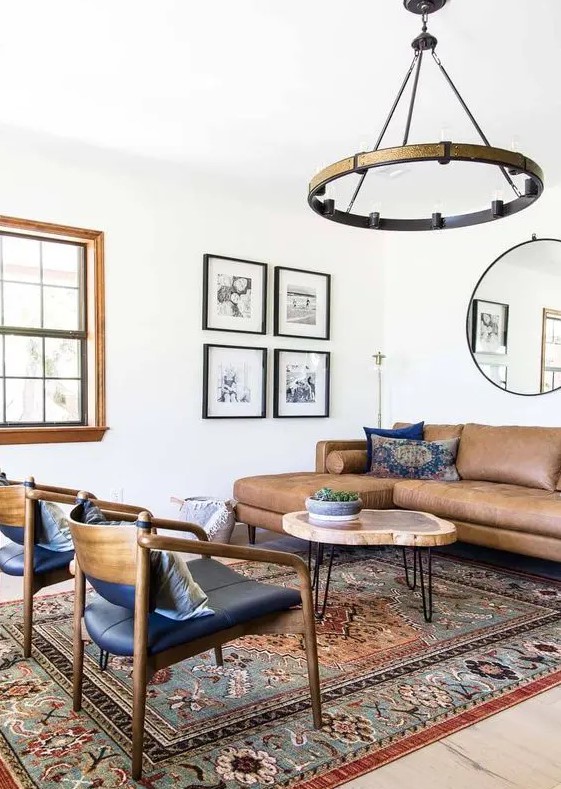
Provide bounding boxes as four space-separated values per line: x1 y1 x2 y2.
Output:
282 509 457 623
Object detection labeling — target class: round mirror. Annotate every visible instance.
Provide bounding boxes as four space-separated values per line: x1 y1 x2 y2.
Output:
467 237 561 396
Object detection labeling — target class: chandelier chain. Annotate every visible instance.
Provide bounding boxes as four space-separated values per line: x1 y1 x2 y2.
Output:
431 50 521 198
346 51 419 213
402 49 424 146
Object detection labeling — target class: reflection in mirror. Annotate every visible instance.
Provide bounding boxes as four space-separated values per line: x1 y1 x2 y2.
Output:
542 308 561 392
467 238 561 395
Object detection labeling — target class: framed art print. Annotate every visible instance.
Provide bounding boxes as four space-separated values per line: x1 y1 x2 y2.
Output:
273 349 330 418
471 299 509 354
274 267 331 340
203 254 267 335
203 344 267 419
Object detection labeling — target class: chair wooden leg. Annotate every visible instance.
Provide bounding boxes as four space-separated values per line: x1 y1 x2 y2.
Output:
22 573 33 659
302 619 322 728
131 657 148 780
247 525 256 545
296 562 322 728
214 646 223 667
132 537 150 781
73 565 86 712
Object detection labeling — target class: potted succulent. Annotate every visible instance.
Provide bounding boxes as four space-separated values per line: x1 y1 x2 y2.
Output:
305 488 363 522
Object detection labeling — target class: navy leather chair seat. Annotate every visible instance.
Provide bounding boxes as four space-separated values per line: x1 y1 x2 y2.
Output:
0 524 25 545
0 542 74 577
84 557 301 656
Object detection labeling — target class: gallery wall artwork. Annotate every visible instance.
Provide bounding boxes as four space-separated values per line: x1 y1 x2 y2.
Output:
203 254 267 335
202 344 267 418
273 348 330 418
201 256 333 418
274 267 331 340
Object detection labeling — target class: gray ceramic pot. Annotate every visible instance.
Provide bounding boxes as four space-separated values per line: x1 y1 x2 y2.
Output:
305 497 363 522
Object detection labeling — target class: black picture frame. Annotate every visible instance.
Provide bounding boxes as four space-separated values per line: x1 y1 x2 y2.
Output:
274 266 331 340
203 253 268 335
470 299 509 355
273 348 330 418
202 344 267 419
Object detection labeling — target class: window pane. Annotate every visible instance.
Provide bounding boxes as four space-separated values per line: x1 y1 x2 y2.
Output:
45 338 80 378
4 335 43 377
42 241 80 287
2 236 40 283
45 380 80 422
43 286 80 330
6 379 43 422
3 283 41 327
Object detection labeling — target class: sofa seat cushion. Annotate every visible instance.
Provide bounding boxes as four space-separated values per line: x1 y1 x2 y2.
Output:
234 473 396 514
393 479 561 539
84 558 301 656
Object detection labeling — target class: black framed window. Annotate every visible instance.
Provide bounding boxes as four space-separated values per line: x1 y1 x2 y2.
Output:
0 231 87 426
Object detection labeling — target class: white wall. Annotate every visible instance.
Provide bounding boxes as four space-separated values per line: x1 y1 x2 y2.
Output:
0 129 386 515
382 184 561 426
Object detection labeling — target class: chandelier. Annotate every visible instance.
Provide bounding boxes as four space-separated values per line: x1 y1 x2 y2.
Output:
307 0 543 231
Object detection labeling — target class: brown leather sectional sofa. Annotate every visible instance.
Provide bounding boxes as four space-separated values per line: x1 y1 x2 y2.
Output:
234 423 561 562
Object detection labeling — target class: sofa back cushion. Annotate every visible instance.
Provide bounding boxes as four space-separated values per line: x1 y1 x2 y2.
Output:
456 423 561 491
393 423 464 441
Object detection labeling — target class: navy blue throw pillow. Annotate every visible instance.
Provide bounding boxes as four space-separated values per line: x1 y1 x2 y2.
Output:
363 421 424 471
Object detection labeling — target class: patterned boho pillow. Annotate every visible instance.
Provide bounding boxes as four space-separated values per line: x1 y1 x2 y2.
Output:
367 435 460 481
363 421 424 470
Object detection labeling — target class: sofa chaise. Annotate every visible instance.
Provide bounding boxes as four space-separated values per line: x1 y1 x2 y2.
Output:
234 423 561 562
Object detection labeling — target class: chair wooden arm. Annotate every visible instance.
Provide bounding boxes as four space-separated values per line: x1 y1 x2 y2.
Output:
37 484 97 498
26 488 81 506
139 516 209 541
137 532 314 617
137 531 308 574
82 497 152 517
26 488 151 517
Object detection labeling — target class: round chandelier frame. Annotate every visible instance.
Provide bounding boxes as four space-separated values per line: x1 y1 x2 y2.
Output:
307 0 544 232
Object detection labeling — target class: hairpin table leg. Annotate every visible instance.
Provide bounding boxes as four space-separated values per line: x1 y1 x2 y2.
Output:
402 546 418 589
318 544 336 619
417 548 433 623
308 541 334 620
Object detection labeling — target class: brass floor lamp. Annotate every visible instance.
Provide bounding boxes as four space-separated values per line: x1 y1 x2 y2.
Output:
372 352 386 428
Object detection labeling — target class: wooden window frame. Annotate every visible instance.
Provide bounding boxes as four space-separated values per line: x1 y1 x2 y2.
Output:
0 215 107 444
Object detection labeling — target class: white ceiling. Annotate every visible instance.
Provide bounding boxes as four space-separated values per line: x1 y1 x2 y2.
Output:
2 0 559 192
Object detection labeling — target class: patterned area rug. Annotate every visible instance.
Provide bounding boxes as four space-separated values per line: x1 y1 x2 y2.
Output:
1 547 561 788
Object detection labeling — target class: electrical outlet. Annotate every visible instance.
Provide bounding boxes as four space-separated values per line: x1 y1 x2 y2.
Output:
110 487 124 503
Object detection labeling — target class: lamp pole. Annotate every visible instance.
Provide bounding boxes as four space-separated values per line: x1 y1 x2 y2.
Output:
372 352 386 428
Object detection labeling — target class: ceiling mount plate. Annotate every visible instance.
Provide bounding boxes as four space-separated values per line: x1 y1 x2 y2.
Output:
404 0 447 14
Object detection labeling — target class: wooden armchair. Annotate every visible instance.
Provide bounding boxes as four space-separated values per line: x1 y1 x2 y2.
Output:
0 477 98 658
49 493 322 780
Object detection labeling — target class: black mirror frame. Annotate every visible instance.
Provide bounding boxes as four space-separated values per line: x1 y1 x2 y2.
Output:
466 235 561 398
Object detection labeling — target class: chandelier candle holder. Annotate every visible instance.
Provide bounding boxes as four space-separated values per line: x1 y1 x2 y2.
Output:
308 0 543 232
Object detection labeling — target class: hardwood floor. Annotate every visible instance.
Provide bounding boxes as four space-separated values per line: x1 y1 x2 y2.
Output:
2 524 560 788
